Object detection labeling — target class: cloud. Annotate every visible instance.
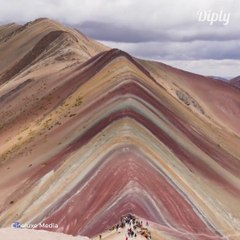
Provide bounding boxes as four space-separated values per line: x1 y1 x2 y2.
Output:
1 0 239 31
75 20 240 43
160 59 240 78
75 21 171 43
100 40 240 60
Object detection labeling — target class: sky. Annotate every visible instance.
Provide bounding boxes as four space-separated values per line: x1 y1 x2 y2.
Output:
0 0 239 78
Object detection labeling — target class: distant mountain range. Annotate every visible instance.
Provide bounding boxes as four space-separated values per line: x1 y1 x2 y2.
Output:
207 76 240 89
229 75 240 88
207 76 229 81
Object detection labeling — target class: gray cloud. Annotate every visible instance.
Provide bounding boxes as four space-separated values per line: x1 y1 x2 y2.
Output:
76 20 240 43
76 21 164 43
161 59 240 78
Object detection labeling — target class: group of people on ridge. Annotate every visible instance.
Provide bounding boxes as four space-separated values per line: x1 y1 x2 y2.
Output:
106 214 151 240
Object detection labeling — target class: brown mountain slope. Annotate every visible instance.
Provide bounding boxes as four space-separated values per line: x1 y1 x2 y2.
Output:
139 59 240 136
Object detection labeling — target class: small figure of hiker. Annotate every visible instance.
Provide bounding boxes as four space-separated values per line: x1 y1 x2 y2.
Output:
99 235 102 240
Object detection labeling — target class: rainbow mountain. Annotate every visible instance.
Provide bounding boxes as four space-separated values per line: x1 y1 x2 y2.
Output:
0 18 240 240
